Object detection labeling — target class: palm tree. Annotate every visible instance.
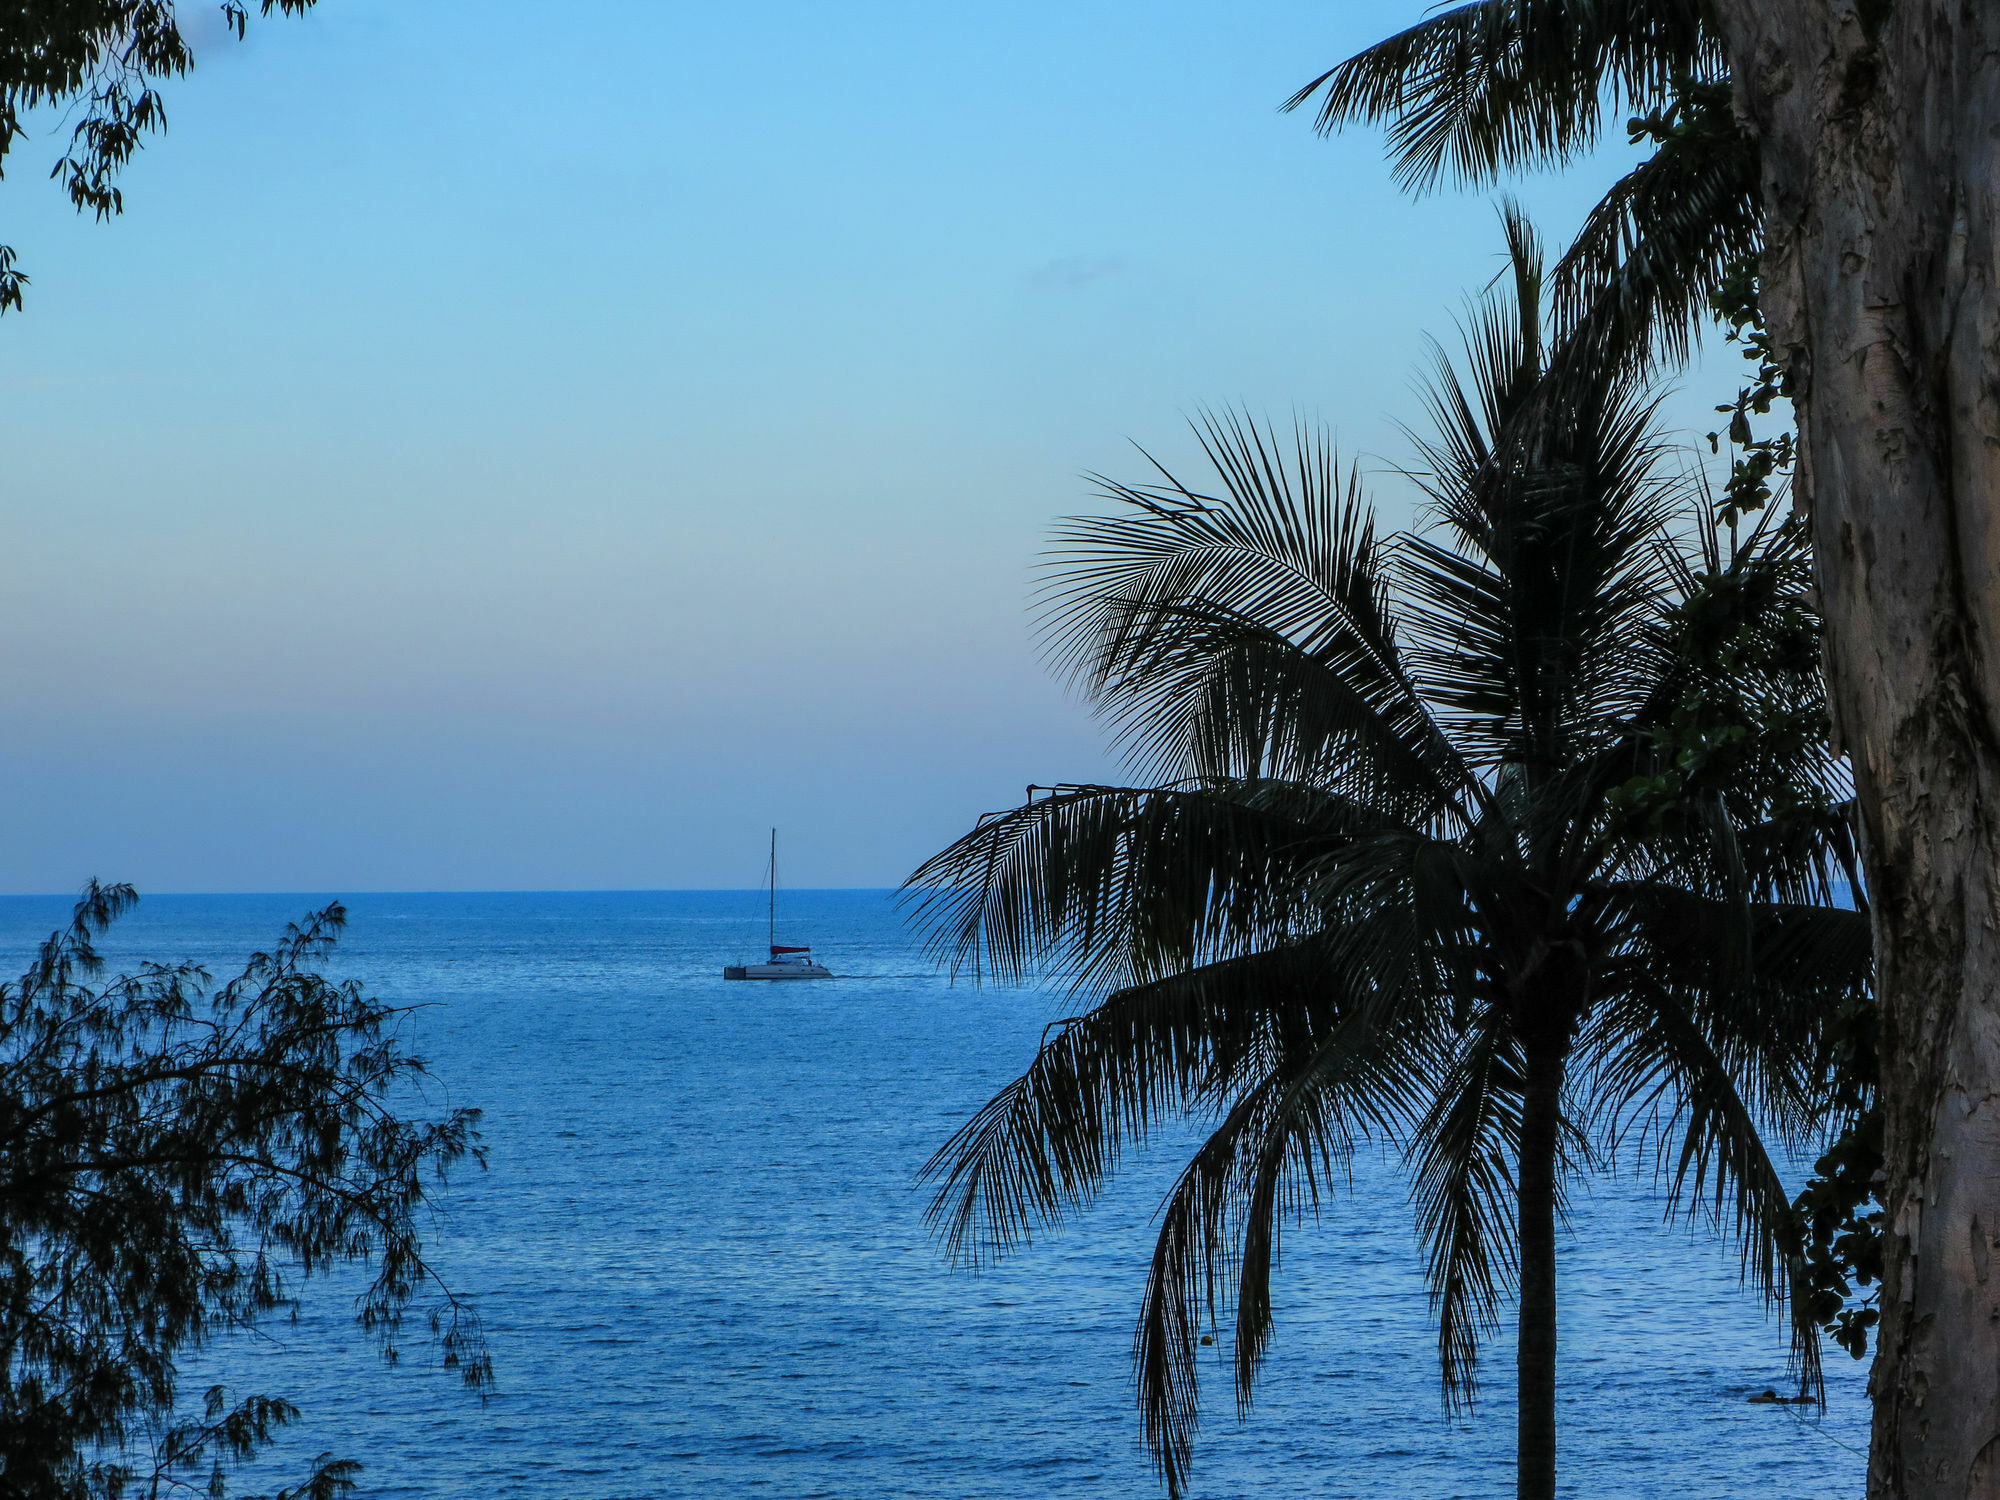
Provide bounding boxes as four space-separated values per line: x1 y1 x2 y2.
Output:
904 216 1866 1500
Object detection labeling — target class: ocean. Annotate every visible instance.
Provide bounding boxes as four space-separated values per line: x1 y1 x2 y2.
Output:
0 890 1869 1498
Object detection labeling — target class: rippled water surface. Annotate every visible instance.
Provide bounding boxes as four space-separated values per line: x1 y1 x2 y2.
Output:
0 891 1868 1498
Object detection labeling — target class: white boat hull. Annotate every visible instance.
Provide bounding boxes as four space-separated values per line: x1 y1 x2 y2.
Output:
724 962 833 981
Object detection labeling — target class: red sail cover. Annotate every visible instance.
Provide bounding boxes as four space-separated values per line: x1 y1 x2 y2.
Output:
770 945 813 954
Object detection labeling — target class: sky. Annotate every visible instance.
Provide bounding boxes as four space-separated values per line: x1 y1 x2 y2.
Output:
0 1 1735 892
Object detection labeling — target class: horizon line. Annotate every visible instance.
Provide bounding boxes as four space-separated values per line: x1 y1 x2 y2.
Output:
0 886 910 900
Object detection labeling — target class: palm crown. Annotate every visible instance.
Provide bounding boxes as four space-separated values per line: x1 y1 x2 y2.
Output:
905 215 1865 1498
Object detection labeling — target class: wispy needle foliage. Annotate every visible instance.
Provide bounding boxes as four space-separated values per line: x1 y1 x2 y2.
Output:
0 883 488 1500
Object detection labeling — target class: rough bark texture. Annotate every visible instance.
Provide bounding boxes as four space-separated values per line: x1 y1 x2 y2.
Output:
1709 5 2000 1496
1516 1041 1563 1500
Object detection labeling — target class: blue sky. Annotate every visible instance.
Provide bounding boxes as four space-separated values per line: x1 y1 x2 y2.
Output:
0 1 1730 891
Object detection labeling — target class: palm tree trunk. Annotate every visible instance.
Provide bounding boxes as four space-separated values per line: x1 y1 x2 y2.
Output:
1707 9 2000 1494
1517 1038 1563 1500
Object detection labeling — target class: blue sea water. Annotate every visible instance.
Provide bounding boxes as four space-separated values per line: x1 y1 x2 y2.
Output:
0 890 1868 1498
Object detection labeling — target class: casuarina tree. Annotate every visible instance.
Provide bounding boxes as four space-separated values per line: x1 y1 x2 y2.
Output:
1294 8 2000 1492
0 883 488 1499
907 216 1868 1500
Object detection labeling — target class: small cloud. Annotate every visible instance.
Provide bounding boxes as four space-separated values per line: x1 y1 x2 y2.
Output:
1024 255 1129 291
179 6 245 55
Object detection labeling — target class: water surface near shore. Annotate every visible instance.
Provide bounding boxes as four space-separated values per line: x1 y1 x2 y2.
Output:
0 890 1868 1498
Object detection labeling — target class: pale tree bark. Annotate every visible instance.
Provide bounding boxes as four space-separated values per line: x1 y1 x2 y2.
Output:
1707 5 2000 1496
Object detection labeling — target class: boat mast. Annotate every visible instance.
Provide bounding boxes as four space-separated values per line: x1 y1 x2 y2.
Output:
768 827 776 953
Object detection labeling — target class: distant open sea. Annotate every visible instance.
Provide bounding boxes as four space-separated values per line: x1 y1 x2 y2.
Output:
0 890 1868 1498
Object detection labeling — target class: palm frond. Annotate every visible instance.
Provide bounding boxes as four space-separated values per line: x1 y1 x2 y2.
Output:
1397 218 1688 774
1284 0 1716 192
1132 994 1433 1495
1600 892 1870 1122
902 782 1323 990
1406 1004 1523 1407
1046 415 1483 814
1550 80 1761 369
1080 595 1472 826
1583 974 1828 1396
919 941 1351 1269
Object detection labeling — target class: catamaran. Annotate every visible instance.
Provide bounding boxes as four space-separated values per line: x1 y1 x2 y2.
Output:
723 829 833 980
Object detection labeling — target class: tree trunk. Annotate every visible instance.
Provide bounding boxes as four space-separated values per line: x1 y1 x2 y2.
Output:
1709 6 2000 1496
1517 1038 1563 1500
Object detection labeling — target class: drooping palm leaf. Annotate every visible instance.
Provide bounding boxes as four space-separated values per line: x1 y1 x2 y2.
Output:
921 940 1352 1267
905 780 1402 992
1550 80 1761 368
1049 415 1481 818
1406 1002 1525 1407
1581 972 1832 1396
1284 0 1716 192
1132 990 1438 1496
1290 2 1752 376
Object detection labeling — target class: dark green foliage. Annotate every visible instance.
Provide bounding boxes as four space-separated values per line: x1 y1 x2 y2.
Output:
1705 255 1796 525
0 1 316 311
0 882 487 1499
1603 523 1835 838
1782 992 1884 1362
907 219 1866 1497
